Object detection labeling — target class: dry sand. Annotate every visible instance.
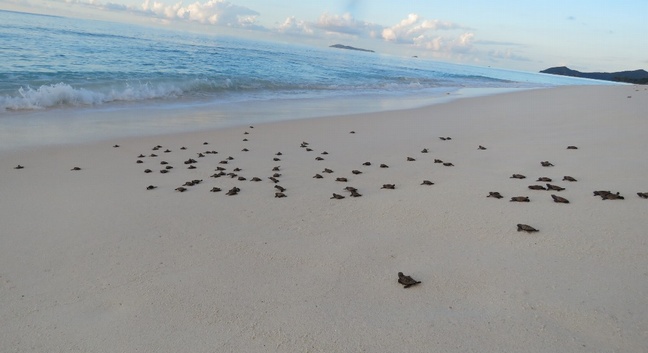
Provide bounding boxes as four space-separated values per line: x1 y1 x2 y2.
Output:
1 85 647 352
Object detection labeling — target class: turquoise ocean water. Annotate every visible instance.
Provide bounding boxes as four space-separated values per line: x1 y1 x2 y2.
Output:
0 10 608 148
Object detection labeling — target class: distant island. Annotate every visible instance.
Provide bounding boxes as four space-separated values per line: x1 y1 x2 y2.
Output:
329 44 375 53
540 66 648 84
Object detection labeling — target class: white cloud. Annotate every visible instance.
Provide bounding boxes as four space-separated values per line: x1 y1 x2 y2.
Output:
277 16 314 35
381 13 464 43
140 0 260 27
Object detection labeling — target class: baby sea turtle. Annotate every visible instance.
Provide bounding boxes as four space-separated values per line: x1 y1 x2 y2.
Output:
306 148 313 152
330 193 345 199
397 272 421 288
315 157 324 161
536 177 552 182
352 170 362 175
14 165 24 169
226 187 240 196
71 167 82 171
407 157 416 161
546 184 564 191
510 174 526 179
203 142 209 145
362 162 371 166
275 192 287 198
637 192 648 199
275 152 282 156
146 185 157 190
323 168 334 173
138 154 146 158
434 159 443 163
272 166 280 171
188 165 196 169
380 164 389 168
113 144 120 148
510 196 530 202
227 156 234 160
321 151 329 155
551 194 569 203
175 187 187 192
421 180 434 185
478 145 487 150
336 177 348 182
563 176 577 182
350 131 356 134
421 148 429 153
164 149 171 153
517 224 539 233
313 174 323 179
381 184 395 189
210 187 221 192
268 176 279 183
180 146 187 150
344 186 358 192
233 167 242 172
567 146 578 149
274 157 282 161
251 177 262 182
443 162 454 167
541 161 554 167
488 192 503 199
349 190 362 197
160 169 169 174
275 185 286 192
602 192 624 200
150 154 158 157
144 169 152 173
439 137 447 141
528 185 547 190
242 148 249 152
238 176 246 181
184 158 197 165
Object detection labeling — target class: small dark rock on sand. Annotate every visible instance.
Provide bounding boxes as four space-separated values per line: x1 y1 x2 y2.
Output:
398 272 421 288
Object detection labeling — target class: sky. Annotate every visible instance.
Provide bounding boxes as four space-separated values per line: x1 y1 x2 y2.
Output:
1 0 646 72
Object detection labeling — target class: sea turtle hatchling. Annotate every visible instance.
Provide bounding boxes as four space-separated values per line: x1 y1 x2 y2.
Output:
397 272 421 288
517 224 539 233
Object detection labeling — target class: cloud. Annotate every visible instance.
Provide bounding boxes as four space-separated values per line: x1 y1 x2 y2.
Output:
488 49 531 62
314 12 381 37
140 0 260 27
381 13 465 43
277 16 314 35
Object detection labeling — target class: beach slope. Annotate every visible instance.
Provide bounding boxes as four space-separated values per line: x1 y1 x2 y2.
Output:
1 85 647 352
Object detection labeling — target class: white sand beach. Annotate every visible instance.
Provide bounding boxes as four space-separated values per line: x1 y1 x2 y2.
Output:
1 85 647 352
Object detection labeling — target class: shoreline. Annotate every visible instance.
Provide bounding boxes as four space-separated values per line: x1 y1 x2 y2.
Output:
0 86 534 153
1 84 647 352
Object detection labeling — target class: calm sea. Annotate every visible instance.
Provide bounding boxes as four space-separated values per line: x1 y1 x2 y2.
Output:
0 10 607 149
